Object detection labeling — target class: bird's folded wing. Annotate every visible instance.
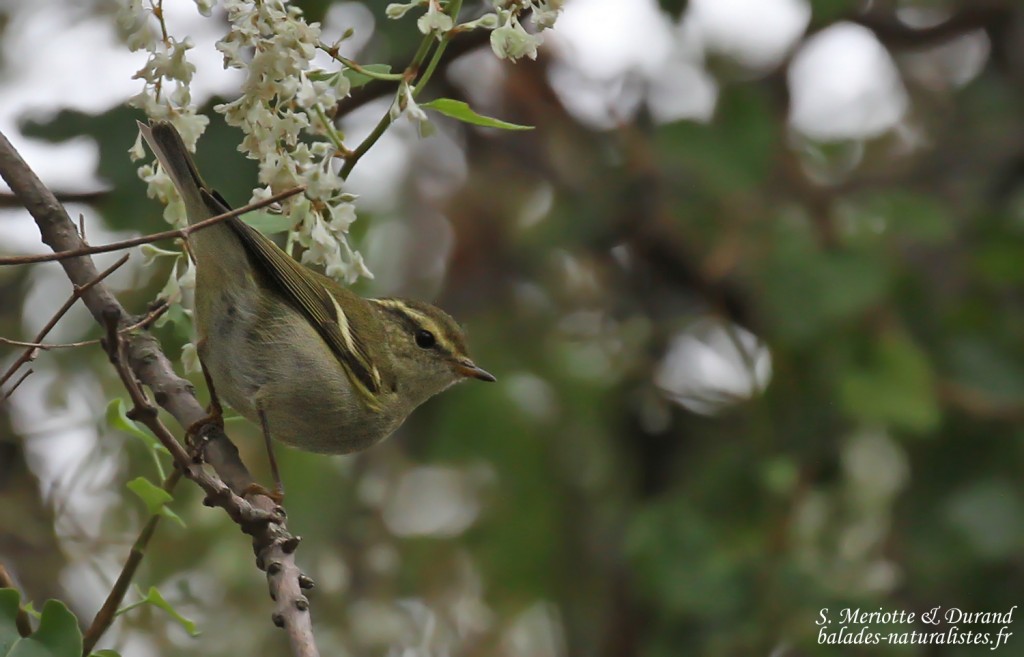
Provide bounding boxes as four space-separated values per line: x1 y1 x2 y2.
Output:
202 189 384 410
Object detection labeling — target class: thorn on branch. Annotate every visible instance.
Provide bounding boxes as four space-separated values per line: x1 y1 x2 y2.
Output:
281 536 302 554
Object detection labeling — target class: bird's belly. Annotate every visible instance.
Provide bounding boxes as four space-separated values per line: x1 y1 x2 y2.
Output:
197 287 400 455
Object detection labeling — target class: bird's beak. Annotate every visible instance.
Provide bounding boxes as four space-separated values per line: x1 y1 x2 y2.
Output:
455 359 496 382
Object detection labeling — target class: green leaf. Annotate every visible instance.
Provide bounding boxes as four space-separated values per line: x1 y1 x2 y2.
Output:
840 333 940 432
106 400 169 454
126 477 174 517
342 64 393 89
1 598 82 657
946 338 1024 401
141 588 199 637
974 241 1024 284
89 651 122 657
159 506 187 528
421 99 533 131
154 302 191 334
655 86 776 196
945 479 1024 559
242 211 294 236
852 190 955 243
105 399 150 443
810 0 858 23
625 498 744 618
759 237 890 343
0 589 22 656
306 70 335 82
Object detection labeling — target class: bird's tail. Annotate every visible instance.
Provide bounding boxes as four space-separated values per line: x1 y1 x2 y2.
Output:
137 120 213 224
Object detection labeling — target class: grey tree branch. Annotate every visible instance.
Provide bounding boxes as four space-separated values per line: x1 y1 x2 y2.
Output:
0 128 319 657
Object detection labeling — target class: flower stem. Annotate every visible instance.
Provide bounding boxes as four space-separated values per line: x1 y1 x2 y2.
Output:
415 0 462 96
340 1 463 179
316 43 405 81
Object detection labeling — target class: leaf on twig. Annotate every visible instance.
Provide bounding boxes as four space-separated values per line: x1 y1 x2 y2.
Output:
126 477 185 527
342 64 393 89
106 399 167 451
0 589 83 657
242 211 293 236
421 98 533 131
140 588 199 637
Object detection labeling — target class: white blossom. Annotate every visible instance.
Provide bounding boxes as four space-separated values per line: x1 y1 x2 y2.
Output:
214 0 367 283
417 2 453 37
459 13 500 31
490 14 541 61
181 341 202 374
531 0 565 29
386 2 422 20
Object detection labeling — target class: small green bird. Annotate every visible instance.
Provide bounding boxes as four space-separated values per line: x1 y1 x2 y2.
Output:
139 120 494 495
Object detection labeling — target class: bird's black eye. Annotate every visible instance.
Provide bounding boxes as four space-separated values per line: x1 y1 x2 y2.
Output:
415 329 436 349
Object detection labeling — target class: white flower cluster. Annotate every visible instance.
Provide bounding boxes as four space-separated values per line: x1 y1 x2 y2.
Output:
115 0 564 366
118 0 205 367
119 0 209 229
488 0 563 61
386 0 565 61
215 0 370 284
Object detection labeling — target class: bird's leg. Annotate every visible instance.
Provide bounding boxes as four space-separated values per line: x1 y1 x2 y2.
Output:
185 346 224 450
258 409 285 500
242 408 285 503
200 349 224 426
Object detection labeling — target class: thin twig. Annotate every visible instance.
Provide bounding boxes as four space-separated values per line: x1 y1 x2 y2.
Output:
413 1 462 98
2 336 106 350
0 563 33 636
98 309 318 656
0 186 305 265
340 33 436 179
81 468 183 655
0 300 168 353
332 26 492 122
102 309 196 468
2 368 33 401
0 190 108 208
316 43 405 81
0 253 130 389
340 1 464 179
